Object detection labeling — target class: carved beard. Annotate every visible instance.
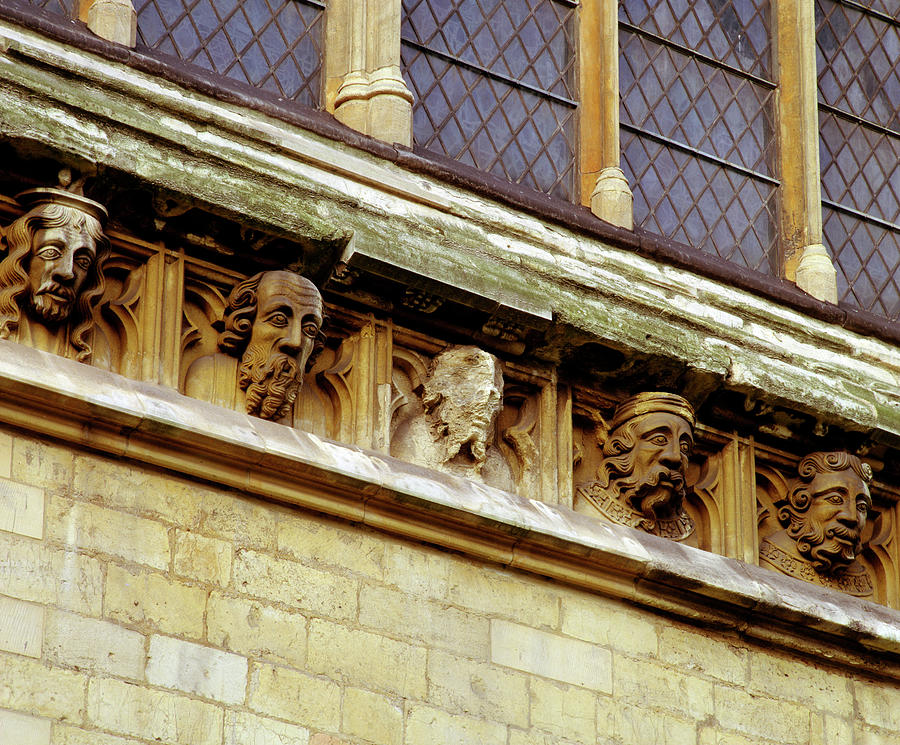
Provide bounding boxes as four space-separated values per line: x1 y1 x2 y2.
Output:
30 283 75 324
789 515 862 574
238 342 302 421
609 460 687 520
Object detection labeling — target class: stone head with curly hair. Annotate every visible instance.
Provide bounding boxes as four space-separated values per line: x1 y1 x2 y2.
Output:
0 188 110 362
216 270 325 421
780 451 872 575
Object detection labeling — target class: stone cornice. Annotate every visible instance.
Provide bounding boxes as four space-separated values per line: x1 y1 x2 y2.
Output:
2 339 900 678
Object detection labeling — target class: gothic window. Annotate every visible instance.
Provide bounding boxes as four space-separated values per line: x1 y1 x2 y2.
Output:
401 0 577 201
134 0 325 108
816 0 900 319
619 0 778 274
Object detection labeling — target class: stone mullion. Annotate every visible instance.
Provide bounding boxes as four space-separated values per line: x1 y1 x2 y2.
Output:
773 0 837 302
556 383 574 510
140 249 185 389
580 0 633 229
326 0 413 147
721 436 759 565
78 0 136 47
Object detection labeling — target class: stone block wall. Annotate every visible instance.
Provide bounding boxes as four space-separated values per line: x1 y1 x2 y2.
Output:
2 426 899 745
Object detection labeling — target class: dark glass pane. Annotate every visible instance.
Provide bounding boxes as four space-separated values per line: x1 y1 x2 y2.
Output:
621 0 773 79
816 0 900 131
23 0 77 16
820 112 900 225
620 31 775 175
401 0 576 200
622 129 778 274
403 43 575 200
135 0 323 107
402 0 575 98
828 206 900 320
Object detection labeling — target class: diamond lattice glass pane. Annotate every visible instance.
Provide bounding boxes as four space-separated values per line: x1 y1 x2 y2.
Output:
620 31 775 175
402 0 575 98
820 111 900 225
622 129 777 274
403 43 575 200
134 0 323 107
864 0 900 16
620 0 773 79
827 206 900 320
816 0 900 131
22 0 76 16
401 0 576 200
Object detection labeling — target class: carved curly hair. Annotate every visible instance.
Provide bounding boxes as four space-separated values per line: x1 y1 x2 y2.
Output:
0 204 110 362
217 271 326 372
779 451 873 525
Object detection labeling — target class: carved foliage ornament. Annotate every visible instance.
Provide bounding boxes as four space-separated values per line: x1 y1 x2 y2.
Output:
184 270 326 422
575 392 696 541
0 173 111 361
759 451 874 596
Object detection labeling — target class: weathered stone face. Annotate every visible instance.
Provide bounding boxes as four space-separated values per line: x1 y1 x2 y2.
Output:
422 346 503 468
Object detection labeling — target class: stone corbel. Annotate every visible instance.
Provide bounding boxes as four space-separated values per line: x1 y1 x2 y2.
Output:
78 0 137 48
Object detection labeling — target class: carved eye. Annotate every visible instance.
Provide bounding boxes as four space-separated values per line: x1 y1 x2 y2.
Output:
648 434 669 446
680 440 692 455
268 312 289 328
826 494 845 505
302 320 319 338
74 255 93 271
36 246 62 260
857 500 869 516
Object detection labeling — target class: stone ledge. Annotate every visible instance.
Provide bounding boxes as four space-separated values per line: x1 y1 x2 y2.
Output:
1 340 899 676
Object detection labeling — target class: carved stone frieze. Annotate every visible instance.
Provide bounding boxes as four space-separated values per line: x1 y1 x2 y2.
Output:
759 451 875 597
183 270 325 422
574 392 696 541
0 172 111 363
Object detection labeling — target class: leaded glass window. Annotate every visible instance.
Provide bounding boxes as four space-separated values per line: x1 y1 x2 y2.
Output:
22 0 76 17
135 0 325 108
619 0 778 274
816 0 900 319
401 0 577 201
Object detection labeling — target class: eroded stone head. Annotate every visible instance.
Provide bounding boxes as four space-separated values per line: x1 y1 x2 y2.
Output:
422 345 504 469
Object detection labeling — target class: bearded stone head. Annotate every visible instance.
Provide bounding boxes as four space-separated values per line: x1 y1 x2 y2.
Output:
779 451 873 575
599 392 695 525
218 271 325 421
422 346 503 469
0 186 110 361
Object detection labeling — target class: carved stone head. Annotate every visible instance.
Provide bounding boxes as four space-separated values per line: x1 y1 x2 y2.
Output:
218 270 325 420
422 345 503 470
778 451 873 576
578 392 696 540
0 181 110 361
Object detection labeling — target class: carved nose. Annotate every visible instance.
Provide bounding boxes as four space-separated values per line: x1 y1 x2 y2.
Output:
51 252 75 281
659 440 681 467
278 323 304 357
